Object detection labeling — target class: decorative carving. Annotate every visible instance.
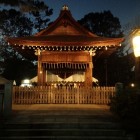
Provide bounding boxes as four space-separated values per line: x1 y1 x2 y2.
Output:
62 19 69 27
62 5 69 11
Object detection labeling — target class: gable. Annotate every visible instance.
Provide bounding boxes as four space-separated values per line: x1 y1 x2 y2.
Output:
48 24 84 36
35 8 96 37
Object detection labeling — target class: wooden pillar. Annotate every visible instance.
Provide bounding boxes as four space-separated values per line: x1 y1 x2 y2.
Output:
43 68 46 85
85 52 93 87
85 62 93 87
37 53 43 85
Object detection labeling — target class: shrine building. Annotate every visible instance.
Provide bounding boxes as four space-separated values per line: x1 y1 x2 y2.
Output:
7 5 123 87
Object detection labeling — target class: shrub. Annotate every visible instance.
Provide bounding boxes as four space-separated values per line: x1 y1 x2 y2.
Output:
110 87 140 138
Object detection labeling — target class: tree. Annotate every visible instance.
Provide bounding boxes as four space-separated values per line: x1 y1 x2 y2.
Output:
0 0 19 6
2 56 37 85
0 0 53 33
0 9 33 37
78 11 125 86
0 0 52 12
120 15 140 58
30 1 53 32
78 10 123 37
0 7 33 64
0 9 33 62
0 1 53 83
0 9 34 78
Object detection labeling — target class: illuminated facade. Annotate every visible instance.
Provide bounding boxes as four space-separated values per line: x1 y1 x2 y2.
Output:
7 6 123 87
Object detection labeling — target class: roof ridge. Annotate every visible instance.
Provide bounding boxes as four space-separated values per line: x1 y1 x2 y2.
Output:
34 6 98 37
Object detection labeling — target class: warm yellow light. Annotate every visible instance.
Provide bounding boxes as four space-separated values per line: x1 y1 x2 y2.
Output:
132 36 140 57
130 83 135 87
21 79 32 87
24 79 30 84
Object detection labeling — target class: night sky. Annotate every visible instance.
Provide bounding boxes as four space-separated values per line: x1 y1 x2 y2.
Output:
44 0 140 26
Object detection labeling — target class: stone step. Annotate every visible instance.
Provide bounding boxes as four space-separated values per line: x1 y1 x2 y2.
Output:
0 128 125 137
5 118 117 124
0 136 134 140
0 122 134 140
0 107 134 140
11 114 114 121
8 115 116 123
1 122 121 129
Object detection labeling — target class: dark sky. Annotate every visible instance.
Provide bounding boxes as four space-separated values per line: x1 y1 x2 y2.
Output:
44 0 140 26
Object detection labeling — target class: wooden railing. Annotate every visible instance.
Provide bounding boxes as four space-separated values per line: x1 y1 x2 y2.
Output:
12 86 115 104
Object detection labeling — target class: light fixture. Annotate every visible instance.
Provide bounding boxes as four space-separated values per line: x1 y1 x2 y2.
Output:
132 29 140 88
132 35 140 57
130 83 135 87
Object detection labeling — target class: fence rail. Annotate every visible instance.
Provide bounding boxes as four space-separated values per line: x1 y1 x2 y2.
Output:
13 86 115 104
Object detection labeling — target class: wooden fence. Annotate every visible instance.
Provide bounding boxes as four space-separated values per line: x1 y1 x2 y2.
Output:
12 86 115 104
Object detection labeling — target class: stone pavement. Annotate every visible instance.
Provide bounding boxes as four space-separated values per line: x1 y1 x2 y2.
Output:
13 104 111 115
6 104 116 123
12 104 110 112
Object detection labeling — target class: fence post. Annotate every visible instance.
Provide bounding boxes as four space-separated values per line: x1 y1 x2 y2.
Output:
0 85 4 114
3 82 13 116
115 82 123 95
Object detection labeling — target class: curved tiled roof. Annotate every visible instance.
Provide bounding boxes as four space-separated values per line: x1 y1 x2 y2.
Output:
7 6 124 60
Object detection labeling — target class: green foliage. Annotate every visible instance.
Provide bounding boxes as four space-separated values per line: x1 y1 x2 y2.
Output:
78 10 123 37
2 57 37 85
0 0 19 6
0 9 33 37
79 10 127 86
110 90 140 119
0 2 53 82
107 53 135 86
110 88 140 136
0 0 52 13
93 52 135 86
110 87 140 118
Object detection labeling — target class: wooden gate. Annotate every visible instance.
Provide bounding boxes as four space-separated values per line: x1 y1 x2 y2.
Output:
12 86 115 104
